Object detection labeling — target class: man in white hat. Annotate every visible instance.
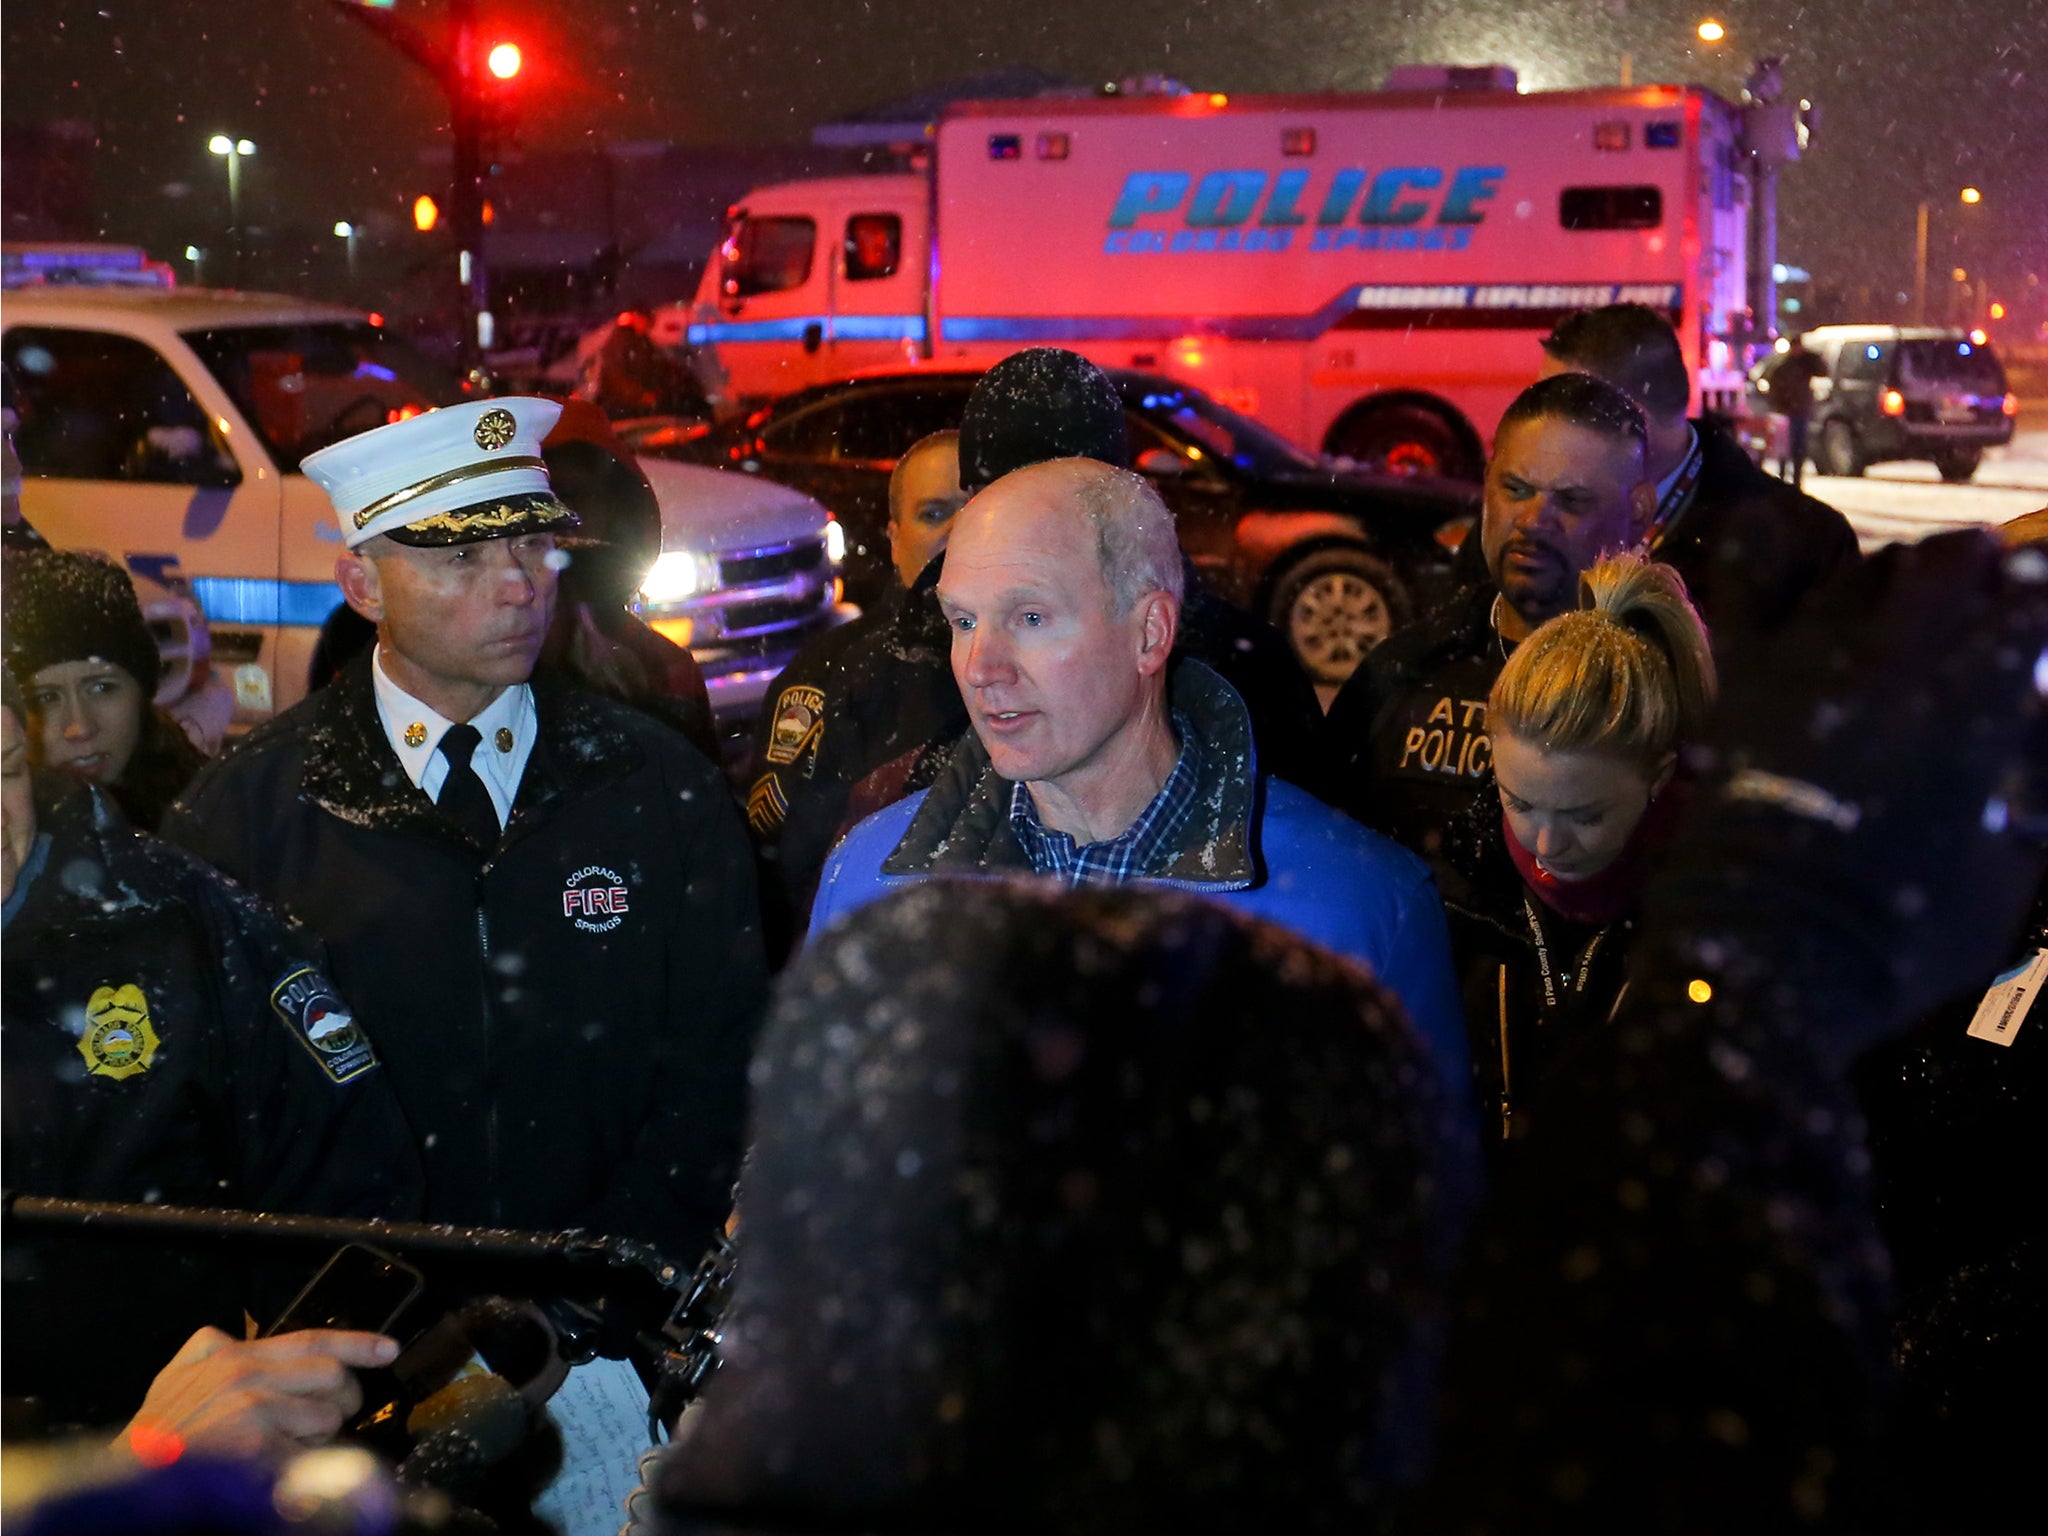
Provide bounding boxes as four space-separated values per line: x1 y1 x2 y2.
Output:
166 399 767 1261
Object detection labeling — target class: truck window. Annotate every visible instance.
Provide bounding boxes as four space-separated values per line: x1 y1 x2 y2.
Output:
3 327 239 487
182 322 459 467
761 400 847 460
721 215 817 298
844 214 902 281
831 385 969 464
1838 341 1891 383
1559 186 1664 231
1897 338 2006 393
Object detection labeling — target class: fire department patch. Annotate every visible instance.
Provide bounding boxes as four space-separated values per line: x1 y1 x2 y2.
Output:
80 983 161 1081
271 968 379 1085
563 864 631 934
763 685 826 767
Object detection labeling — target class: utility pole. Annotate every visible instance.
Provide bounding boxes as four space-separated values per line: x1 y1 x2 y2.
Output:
1913 202 1930 325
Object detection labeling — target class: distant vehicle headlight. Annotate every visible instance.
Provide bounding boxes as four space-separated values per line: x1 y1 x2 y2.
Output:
824 516 847 566
640 550 721 604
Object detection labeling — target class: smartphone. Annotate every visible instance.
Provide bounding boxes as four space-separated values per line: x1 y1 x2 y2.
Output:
265 1242 425 1339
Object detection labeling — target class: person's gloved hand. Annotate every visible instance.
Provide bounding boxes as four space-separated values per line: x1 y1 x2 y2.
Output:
1661 528 2048 1042
114 1325 399 1465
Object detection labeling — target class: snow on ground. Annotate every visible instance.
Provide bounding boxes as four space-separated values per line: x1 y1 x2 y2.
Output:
1804 423 2048 552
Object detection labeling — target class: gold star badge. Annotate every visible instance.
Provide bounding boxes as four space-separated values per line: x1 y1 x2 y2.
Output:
495 727 514 753
404 722 427 748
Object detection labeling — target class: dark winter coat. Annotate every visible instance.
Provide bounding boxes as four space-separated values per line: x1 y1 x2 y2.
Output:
810 659 1471 1102
3 775 422 1428
1651 418 1861 659
746 555 1328 942
1441 813 1642 1147
1318 582 1501 895
163 655 768 1262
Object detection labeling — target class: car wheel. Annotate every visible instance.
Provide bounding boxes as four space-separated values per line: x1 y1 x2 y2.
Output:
1822 419 1865 478
1267 545 1410 688
1935 447 1982 483
1325 405 1479 482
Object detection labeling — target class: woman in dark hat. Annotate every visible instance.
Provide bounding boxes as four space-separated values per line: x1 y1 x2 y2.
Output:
4 547 207 831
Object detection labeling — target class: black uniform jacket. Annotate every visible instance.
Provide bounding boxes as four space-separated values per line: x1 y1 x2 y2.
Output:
3 777 422 1427
1440 813 1640 1149
163 656 769 1262
1320 582 1501 892
746 554 1327 943
1653 419 1861 663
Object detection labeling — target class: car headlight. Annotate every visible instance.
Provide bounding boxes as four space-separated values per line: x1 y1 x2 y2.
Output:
824 516 847 566
639 550 721 605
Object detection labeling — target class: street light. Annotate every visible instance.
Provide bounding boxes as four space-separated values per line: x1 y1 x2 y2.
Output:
208 135 256 286
1960 186 1982 205
333 220 359 284
1697 19 1727 43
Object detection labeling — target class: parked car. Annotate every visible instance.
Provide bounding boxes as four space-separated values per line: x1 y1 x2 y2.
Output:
2 286 840 731
652 365 1479 685
1749 325 2018 483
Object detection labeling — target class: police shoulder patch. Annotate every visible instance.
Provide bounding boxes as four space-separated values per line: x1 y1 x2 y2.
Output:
763 685 827 767
270 969 378 1085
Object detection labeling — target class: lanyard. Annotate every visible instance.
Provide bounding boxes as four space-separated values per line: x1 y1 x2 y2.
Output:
1521 894 1611 1015
1649 433 1705 545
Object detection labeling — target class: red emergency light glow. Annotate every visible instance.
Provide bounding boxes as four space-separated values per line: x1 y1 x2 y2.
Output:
1594 121 1632 151
487 42 522 80
1036 132 1070 161
1280 127 1317 156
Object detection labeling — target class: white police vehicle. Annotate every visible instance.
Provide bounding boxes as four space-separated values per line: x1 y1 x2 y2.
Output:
3 287 840 729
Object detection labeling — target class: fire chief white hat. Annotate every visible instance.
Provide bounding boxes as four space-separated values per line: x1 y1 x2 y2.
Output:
301 397 580 550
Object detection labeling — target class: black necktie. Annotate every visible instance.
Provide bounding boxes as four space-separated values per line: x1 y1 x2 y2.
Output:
436 724 500 846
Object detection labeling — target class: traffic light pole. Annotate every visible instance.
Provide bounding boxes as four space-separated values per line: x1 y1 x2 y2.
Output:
448 0 487 374
327 0 491 373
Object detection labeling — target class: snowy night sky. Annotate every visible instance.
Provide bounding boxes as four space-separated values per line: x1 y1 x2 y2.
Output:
5 0 2043 305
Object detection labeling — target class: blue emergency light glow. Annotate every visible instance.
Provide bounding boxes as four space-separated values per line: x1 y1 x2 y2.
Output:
1645 121 1682 148
988 134 1022 161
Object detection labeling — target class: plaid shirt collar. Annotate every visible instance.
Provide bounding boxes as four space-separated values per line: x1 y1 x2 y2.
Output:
1008 712 1200 886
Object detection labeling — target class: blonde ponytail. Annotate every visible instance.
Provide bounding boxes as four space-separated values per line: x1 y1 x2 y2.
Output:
1487 552 1716 763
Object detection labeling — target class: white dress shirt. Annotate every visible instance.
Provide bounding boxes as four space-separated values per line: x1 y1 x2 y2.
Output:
370 646 537 828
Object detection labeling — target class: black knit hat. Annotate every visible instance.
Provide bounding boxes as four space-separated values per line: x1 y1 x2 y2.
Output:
3 548 161 697
958 348 1130 493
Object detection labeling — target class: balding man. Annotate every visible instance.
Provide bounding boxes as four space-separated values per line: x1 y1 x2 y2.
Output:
810 459 1468 1093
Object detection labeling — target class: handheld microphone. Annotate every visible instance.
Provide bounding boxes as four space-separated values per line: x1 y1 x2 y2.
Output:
397 1372 527 1496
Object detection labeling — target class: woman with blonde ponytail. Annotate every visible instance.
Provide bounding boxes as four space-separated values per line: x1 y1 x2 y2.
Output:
1447 552 1717 1146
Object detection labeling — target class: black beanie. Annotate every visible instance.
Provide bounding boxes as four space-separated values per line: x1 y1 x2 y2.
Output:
958 347 1130 493
3 549 162 698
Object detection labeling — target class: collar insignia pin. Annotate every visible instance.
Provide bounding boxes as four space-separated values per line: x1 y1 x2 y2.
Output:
495 727 514 753
404 722 427 748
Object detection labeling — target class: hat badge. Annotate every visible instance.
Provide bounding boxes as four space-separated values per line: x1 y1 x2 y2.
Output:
473 408 518 451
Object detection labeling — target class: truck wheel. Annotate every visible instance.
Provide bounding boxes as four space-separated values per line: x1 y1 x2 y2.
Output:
1822 419 1865 478
1326 405 1478 482
1935 447 1982 483
1267 545 1410 688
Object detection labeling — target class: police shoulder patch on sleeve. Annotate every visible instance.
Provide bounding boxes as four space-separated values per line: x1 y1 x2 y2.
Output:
763 685 827 767
270 968 378 1084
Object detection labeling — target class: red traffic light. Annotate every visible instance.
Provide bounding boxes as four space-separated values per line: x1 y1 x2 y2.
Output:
486 41 522 80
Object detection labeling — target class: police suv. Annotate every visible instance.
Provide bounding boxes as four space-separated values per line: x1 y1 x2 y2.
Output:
3 287 841 729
